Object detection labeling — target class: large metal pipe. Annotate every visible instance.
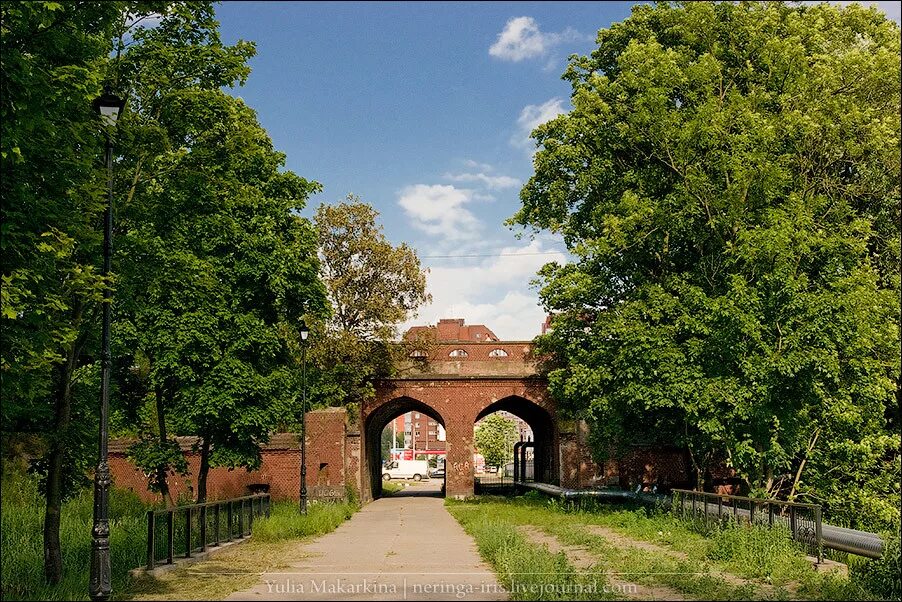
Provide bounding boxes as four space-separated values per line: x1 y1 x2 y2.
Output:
517 482 885 559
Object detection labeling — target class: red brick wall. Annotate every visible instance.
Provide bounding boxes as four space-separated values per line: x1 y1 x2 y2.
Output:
558 424 690 492
109 447 302 504
109 404 691 505
303 408 349 501
108 413 352 505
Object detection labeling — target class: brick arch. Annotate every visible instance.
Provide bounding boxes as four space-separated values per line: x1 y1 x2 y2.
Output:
363 377 559 499
362 396 446 501
475 395 557 484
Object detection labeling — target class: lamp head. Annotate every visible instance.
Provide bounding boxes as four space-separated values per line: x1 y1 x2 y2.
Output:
299 319 309 342
93 87 126 127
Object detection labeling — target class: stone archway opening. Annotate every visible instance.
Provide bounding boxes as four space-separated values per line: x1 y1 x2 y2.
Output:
474 396 556 488
363 396 446 500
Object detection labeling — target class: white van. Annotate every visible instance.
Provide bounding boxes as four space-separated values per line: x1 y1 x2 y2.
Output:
382 459 430 481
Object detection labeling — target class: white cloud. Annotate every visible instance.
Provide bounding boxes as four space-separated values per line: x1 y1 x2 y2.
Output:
489 16 588 62
442 172 520 190
489 16 547 61
512 98 567 149
397 184 483 241
464 159 496 172
126 11 165 29
444 291 548 341
400 240 568 340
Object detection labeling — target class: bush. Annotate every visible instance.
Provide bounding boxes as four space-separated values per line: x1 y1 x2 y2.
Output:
850 530 902 600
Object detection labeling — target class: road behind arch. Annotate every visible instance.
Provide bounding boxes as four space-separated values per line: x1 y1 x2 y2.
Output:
226 480 507 601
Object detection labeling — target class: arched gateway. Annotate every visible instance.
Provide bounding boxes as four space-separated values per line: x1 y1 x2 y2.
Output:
360 319 558 500
363 378 557 500
291 318 603 502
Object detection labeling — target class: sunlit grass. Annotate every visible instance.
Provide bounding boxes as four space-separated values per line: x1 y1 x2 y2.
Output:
447 493 883 601
1 470 148 601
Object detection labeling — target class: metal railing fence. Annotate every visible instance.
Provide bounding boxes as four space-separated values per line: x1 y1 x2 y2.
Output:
145 493 270 570
671 489 822 562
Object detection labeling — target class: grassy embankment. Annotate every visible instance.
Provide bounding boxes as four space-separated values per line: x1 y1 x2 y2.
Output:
1 469 356 601
447 493 896 601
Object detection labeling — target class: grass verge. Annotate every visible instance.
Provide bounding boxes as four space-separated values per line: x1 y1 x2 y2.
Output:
1 470 148 601
447 501 612 600
380 481 404 496
447 493 883 601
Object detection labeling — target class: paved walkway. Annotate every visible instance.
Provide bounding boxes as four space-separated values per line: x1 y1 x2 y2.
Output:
225 481 507 601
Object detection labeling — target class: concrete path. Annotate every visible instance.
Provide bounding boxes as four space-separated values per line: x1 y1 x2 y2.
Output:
225 481 507 601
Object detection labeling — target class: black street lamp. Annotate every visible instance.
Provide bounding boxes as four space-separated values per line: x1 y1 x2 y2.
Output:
90 87 125 602
299 319 310 514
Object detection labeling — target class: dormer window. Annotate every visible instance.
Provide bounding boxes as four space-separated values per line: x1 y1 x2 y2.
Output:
489 348 508 357
449 349 468 358
409 350 427 359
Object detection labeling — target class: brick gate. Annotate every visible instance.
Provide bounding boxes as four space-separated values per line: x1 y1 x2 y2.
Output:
362 374 557 500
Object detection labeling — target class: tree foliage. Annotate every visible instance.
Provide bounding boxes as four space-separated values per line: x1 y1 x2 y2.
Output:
513 1 900 530
475 414 518 468
307 197 430 412
1 0 329 583
1 0 171 582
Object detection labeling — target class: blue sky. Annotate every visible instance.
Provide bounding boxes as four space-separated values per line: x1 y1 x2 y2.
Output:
214 1 901 340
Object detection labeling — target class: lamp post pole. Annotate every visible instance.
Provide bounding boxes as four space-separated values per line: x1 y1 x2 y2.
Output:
299 320 309 514
90 88 125 602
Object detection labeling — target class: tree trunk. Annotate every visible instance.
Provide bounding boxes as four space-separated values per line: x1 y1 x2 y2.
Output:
43 357 74 584
788 428 820 502
196 435 211 503
154 384 174 508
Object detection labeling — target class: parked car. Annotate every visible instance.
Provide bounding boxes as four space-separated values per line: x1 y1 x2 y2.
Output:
429 467 445 478
382 459 430 481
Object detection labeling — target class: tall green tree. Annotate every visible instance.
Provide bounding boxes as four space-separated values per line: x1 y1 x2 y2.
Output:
116 89 327 503
0 1 172 583
106 1 262 505
475 414 518 469
513 1 900 529
307 197 431 413
380 425 404 460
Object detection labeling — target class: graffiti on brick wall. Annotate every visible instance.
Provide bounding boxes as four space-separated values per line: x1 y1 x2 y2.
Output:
451 460 471 475
311 485 345 500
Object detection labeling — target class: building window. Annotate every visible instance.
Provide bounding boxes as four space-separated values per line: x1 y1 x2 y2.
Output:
415 413 420 418
489 348 509 357
449 349 468 357
428 431 435 436
409 349 427 359
415 431 421 437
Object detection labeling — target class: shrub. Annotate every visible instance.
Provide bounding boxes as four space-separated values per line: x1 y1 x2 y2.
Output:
850 530 902 601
